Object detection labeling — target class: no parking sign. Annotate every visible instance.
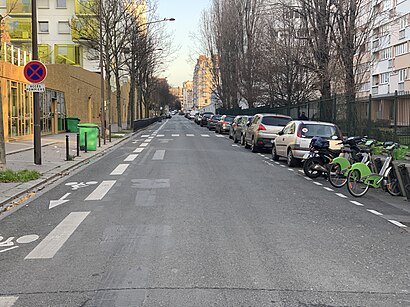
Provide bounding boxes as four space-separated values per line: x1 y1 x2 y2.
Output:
24 60 47 83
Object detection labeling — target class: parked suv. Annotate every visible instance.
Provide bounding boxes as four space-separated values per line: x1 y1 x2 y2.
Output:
244 114 292 152
272 120 343 166
200 112 214 127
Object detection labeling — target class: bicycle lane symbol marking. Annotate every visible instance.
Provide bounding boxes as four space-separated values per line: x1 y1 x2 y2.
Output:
0 235 39 253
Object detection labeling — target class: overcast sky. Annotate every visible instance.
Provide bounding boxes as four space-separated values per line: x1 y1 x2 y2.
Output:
156 0 211 87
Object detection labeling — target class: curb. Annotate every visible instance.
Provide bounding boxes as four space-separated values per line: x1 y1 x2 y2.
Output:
0 124 155 212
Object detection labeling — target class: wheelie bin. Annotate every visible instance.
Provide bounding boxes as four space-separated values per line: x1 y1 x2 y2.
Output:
66 117 80 133
78 124 99 151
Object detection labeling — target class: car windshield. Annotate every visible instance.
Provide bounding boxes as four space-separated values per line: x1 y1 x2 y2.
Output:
224 116 235 122
300 124 340 139
261 116 291 126
212 116 221 120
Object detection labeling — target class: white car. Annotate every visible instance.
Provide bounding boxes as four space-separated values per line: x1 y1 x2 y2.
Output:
272 120 343 166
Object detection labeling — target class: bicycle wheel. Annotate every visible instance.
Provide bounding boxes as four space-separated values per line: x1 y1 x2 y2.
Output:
347 169 369 197
328 163 347 188
386 169 402 196
303 157 323 178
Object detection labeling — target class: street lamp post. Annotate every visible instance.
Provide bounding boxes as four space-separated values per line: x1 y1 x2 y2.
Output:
99 0 106 145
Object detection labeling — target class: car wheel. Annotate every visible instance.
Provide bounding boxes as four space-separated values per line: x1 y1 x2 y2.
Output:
244 136 251 149
287 149 298 167
251 138 259 153
272 145 280 161
233 133 238 143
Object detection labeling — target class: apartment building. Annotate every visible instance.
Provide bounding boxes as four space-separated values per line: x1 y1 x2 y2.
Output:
192 55 213 109
182 80 193 110
170 86 184 107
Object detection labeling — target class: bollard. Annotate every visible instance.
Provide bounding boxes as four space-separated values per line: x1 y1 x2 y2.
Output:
98 128 101 148
109 125 112 142
65 135 70 161
76 133 80 157
84 132 88 153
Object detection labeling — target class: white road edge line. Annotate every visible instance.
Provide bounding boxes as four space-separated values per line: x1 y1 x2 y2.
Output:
0 296 19 306
110 164 129 175
388 220 408 228
367 209 383 216
124 154 138 162
350 200 364 206
25 212 90 259
85 180 116 201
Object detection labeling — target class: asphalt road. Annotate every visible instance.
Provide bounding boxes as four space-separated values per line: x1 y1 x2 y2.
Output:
0 116 409 307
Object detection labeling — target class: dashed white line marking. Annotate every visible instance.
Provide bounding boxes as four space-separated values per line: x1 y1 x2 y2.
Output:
275 162 280 165
25 212 90 259
304 177 312 181
298 170 304 173
148 137 154 139
216 135 224 138
388 220 408 228
141 135 149 137
323 187 334 191
85 180 116 201
313 182 322 186
156 135 164 137
124 154 138 162
152 150 166 160
186 134 194 137
144 139 152 143
201 134 210 137
0 296 18 306
232 144 240 147
367 209 383 216
335 193 348 198
350 200 364 206
264 157 270 160
110 164 129 175
140 143 148 147
171 134 180 137
288 168 294 171
134 148 144 153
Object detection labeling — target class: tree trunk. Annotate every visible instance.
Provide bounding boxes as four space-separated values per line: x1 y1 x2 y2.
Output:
115 72 122 130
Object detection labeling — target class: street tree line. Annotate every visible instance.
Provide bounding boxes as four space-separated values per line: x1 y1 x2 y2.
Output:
200 0 380 116
73 0 175 129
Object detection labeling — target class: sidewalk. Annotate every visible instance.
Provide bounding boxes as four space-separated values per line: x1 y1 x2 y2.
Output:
0 131 136 211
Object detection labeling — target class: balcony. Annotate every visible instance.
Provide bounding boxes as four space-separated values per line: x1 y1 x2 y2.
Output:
54 44 82 65
372 86 379 95
75 0 97 16
5 18 32 41
7 0 31 15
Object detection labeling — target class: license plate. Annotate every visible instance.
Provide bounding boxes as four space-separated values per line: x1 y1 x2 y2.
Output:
303 153 311 159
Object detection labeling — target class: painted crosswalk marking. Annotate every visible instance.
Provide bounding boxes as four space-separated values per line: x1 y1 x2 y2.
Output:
124 154 138 162
25 212 90 259
134 148 144 153
140 143 148 147
110 164 129 175
144 139 152 143
141 135 149 138
0 296 18 307
85 180 116 201
152 150 166 160
157 134 165 137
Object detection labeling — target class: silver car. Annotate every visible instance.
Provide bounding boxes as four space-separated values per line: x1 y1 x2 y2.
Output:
244 114 292 152
272 120 343 166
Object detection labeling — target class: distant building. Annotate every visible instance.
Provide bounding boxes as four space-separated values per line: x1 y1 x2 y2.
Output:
192 55 213 109
170 86 184 108
182 80 193 110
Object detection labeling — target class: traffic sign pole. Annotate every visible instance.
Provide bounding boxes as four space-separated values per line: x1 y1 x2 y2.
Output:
31 0 41 165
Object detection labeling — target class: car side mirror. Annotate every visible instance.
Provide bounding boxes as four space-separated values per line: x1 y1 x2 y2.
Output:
278 130 284 136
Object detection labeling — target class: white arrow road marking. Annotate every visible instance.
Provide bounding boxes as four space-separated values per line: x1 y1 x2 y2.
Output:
124 154 138 162
49 193 71 209
25 212 90 259
152 150 165 160
110 164 129 175
134 148 144 153
0 296 18 306
85 180 116 201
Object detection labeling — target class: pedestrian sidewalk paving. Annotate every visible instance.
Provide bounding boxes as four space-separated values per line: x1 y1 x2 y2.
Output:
0 131 134 211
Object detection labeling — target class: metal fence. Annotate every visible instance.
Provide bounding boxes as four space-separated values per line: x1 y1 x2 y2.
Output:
217 92 410 145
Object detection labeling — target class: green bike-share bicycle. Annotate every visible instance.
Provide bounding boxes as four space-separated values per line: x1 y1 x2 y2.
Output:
346 142 408 197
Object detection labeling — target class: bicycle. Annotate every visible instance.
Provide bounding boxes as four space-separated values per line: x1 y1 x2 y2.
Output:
346 142 408 197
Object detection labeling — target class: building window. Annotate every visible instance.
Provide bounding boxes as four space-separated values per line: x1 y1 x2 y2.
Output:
38 21 49 33
55 44 81 65
58 21 70 33
400 15 408 29
380 72 390 84
383 0 391 11
0 0 6 8
394 43 407 56
38 0 49 8
398 69 406 82
56 0 66 8
380 47 392 60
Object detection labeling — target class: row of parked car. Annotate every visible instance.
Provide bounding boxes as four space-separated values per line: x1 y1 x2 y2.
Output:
187 111 344 167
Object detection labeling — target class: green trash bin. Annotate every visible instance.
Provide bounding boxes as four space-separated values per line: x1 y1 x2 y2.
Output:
66 117 80 133
78 124 99 151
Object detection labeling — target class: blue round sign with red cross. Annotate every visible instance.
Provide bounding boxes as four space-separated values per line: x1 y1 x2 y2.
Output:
24 60 47 83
